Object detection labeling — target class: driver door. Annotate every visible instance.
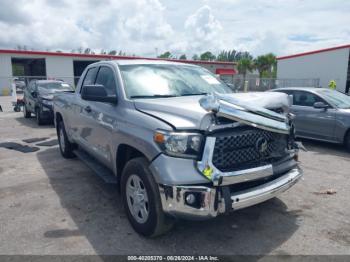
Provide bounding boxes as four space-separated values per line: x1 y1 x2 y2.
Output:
78 65 119 168
290 91 336 141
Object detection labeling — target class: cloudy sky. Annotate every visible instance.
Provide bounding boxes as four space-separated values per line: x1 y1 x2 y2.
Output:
0 0 349 58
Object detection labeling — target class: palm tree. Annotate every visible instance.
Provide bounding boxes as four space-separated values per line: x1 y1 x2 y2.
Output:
265 53 277 77
237 58 254 92
254 55 269 77
238 58 254 78
254 53 277 78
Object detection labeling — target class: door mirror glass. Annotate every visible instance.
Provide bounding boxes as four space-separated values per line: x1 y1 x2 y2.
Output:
313 101 328 109
81 84 117 103
31 91 37 98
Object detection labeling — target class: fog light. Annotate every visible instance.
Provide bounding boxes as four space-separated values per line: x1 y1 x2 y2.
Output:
185 194 196 205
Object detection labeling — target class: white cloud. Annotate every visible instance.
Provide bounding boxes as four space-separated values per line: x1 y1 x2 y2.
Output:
0 0 174 55
0 0 349 57
184 5 223 53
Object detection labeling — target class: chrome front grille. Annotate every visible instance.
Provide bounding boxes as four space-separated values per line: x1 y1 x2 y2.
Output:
212 127 288 172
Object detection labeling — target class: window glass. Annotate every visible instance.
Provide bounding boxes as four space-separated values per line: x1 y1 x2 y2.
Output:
82 67 98 87
95 66 117 95
119 64 232 99
293 91 322 107
317 89 350 109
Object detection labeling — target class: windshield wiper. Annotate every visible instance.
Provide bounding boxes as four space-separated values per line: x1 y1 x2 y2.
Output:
180 93 208 96
130 94 178 99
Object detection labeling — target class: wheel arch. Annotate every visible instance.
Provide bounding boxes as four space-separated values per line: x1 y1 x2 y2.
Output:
116 144 149 181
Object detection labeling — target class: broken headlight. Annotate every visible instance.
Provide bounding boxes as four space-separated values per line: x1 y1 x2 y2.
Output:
154 130 203 159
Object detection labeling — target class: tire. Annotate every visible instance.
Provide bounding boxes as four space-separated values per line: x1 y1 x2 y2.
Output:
121 157 174 237
345 132 350 152
57 120 76 158
23 104 31 118
35 107 44 125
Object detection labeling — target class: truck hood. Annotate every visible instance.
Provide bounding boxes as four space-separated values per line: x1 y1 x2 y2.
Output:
38 87 74 100
134 92 291 132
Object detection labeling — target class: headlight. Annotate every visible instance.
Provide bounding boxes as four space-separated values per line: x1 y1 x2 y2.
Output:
154 130 203 159
41 99 53 106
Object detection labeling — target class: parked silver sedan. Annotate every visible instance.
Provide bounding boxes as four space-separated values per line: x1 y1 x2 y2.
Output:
272 87 350 150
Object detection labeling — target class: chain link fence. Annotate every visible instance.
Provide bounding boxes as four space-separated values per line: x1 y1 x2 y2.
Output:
223 75 320 92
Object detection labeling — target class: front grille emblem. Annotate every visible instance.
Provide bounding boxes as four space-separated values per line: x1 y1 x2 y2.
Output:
256 137 268 153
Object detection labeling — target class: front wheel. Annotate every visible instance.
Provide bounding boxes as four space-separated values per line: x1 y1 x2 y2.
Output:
121 157 174 237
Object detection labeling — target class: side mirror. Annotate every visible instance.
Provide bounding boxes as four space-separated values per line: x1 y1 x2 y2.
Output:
81 84 117 103
31 91 37 98
313 101 328 110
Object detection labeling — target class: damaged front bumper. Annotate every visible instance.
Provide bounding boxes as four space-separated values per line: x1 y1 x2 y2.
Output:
158 92 302 219
159 167 302 219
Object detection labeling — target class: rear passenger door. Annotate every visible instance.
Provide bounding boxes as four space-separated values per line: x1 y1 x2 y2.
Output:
290 91 336 141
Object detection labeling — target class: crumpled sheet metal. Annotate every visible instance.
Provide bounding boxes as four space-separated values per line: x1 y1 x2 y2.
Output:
199 92 291 134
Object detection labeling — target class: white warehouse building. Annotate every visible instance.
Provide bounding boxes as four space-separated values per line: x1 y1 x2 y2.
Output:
0 49 237 95
277 44 350 93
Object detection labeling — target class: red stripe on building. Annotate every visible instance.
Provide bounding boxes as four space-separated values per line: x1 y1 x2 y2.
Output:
0 49 236 66
215 68 237 75
277 44 350 60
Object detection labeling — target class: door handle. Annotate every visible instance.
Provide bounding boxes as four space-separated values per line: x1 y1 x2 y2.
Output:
84 106 92 113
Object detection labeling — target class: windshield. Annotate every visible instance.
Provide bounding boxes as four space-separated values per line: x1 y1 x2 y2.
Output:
37 82 74 91
119 64 232 99
318 89 350 109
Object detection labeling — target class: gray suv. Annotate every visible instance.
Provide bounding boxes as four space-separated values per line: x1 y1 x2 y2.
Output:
54 60 302 236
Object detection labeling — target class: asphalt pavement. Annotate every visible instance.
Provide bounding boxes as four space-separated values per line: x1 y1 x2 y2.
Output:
0 96 349 255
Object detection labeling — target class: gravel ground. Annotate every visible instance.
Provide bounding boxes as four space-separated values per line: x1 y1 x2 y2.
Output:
0 96 349 255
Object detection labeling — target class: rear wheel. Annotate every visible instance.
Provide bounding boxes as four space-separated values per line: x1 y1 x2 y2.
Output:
121 157 174 237
35 107 44 125
23 103 31 118
57 121 76 158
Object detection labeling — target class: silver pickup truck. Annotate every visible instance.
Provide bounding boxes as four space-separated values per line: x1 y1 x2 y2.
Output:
54 60 302 237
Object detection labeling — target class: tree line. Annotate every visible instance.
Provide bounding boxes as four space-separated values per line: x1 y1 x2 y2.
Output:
157 50 277 78
14 45 277 78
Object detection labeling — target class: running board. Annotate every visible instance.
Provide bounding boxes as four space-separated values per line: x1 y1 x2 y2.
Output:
74 149 118 184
